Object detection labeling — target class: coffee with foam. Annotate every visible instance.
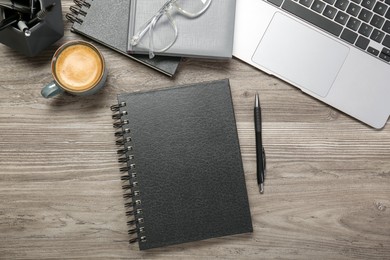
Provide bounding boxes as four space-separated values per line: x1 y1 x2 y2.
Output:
54 43 104 92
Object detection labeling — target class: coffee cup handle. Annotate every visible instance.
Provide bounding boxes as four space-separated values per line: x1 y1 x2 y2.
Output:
41 81 64 98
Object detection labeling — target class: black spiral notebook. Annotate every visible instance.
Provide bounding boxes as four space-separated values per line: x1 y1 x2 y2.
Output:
110 79 253 250
66 0 181 77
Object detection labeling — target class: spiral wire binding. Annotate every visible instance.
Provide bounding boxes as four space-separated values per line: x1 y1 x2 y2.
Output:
65 0 92 25
110 102 146 245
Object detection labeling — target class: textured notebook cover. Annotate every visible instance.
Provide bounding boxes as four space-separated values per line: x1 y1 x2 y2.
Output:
69 0 181 76
116 79 253 250
127 0 236 58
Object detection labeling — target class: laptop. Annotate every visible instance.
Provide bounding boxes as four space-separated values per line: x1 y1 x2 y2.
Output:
233 0 390 128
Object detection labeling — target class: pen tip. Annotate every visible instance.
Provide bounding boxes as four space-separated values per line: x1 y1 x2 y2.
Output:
259 183 264 194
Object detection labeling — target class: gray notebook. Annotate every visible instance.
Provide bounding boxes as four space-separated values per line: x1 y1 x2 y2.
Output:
66 0 181 77
127 0 236 59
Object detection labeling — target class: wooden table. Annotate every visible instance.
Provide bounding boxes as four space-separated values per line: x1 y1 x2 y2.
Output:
1 1 389 259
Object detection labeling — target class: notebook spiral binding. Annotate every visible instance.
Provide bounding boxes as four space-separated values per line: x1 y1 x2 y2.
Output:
65 0 92 25
111 101 147 245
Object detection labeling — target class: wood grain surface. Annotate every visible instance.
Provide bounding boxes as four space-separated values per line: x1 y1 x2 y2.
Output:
0 1 389 259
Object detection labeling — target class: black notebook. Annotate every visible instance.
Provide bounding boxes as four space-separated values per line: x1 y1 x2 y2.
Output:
110 79 253 250
66 0 181 77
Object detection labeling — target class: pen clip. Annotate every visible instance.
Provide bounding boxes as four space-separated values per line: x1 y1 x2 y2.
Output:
262 146 266 177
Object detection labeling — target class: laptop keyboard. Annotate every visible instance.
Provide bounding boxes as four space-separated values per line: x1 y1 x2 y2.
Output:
266 0 390 63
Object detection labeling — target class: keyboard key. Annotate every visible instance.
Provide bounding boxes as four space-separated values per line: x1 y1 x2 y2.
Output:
383 20 390 33
347 17 362 30
341 28 359 43
367 46 380 55
346 2 362 16
386 8 390 19
382 47 390 55
335 11 350 25
379 52 390 61
370 14 385 28
361 0 376 9
355 35 370 49
282 0 343 36
359 23 374 36
358 8 373 22
267 0 284 6
373 1 388 15
311 0 326 12
335 0 350 10
383 34 390 47
385 0 390 4
300 0 314 7
370 28 385 42
324 5 338 18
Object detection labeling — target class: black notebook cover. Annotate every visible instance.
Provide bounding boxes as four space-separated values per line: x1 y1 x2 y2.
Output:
66 0 181 77
111 79 253 250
